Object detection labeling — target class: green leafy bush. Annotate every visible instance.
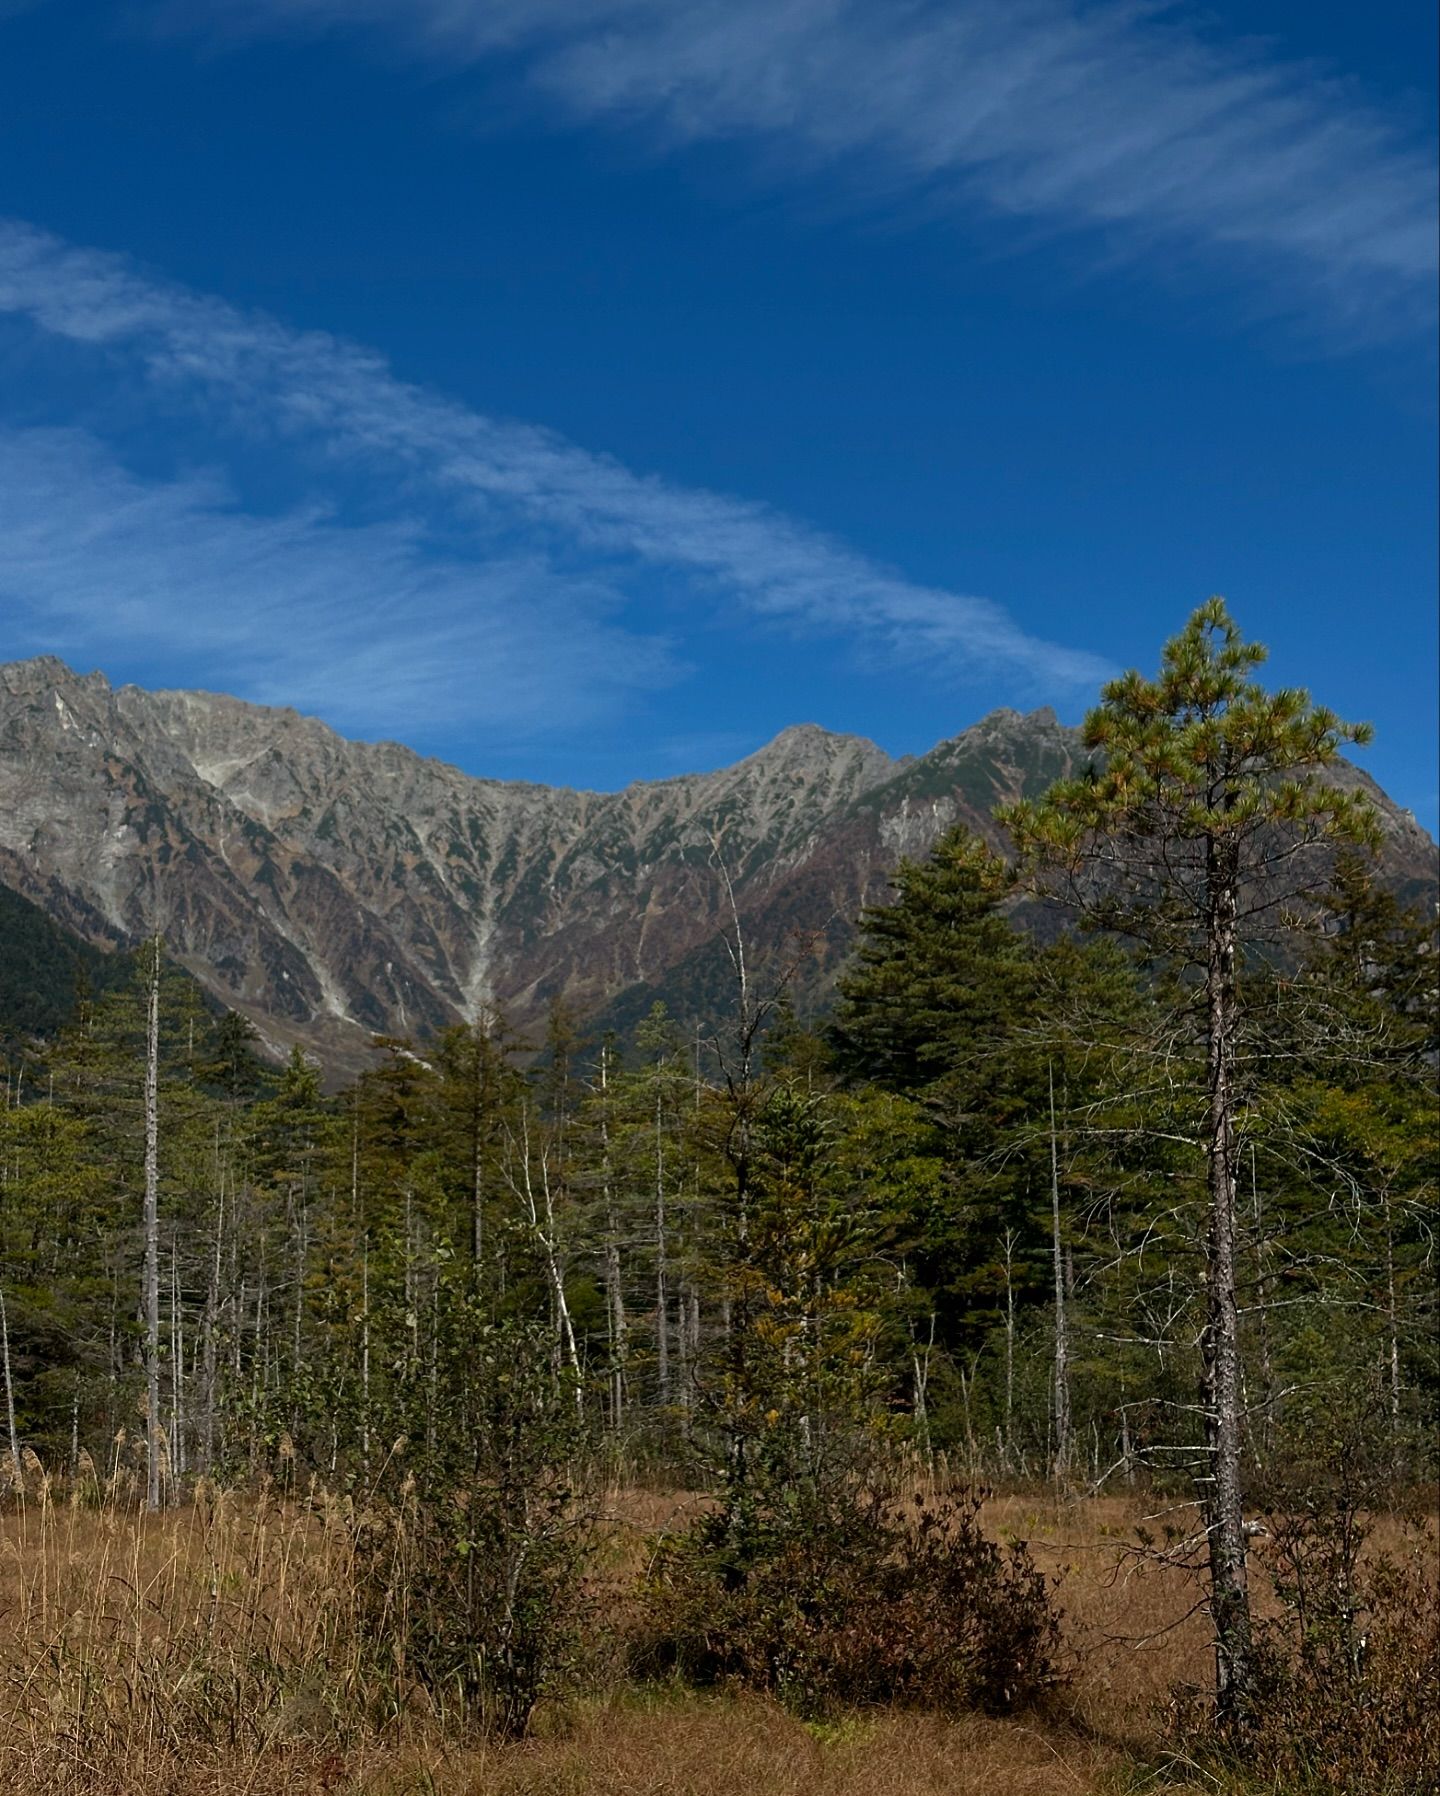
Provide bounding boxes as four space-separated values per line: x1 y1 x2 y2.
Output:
350 1315 593 1739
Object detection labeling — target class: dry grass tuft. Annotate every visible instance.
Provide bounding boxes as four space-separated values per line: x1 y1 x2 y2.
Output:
0 1473 371 1792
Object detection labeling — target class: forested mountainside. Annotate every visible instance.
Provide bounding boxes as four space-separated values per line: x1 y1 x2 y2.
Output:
2 656 1434 1078
0 883 131 1048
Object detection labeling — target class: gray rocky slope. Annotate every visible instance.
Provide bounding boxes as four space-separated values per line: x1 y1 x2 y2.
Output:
1 657 1434 1073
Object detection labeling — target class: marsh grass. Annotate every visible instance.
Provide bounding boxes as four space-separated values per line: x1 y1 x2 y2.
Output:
0 1468 367 1785
0 1463 1432 1795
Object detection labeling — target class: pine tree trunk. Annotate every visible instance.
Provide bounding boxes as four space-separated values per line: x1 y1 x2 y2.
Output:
1202 841 1253 1721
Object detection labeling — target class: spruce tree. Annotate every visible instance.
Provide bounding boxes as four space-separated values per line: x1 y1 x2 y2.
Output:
830 826 1030 1094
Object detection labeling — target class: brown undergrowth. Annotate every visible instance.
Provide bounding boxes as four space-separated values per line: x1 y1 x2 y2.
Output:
0 1467 1432 1795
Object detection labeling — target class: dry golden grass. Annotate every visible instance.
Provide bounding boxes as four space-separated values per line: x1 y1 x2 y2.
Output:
0 1700 1173 1796
339 1698 1135 1796
0 1470 1430 1795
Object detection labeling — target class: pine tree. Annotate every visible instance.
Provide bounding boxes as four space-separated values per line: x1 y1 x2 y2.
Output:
1001 597 1378 1722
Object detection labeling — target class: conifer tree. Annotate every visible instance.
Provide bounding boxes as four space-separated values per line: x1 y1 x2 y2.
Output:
830 826 1029 1094
1001 597 1378 1722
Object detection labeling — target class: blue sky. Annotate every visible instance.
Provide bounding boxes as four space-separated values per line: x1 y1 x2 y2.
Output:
0 1 1435 826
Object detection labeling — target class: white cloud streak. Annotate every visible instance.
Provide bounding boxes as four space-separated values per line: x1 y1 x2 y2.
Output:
0 427 676 735
0 218 1110 728
170 0 1438 337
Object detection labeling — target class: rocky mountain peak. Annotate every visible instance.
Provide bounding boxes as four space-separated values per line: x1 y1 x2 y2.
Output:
0 656 1433 1078
746 720 888 761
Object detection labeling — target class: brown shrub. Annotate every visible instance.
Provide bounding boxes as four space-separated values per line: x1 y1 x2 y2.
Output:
633 1485 1063 1718
1168 1490 1440 1796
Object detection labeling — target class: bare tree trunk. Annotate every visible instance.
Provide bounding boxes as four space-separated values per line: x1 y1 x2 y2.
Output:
470 1035 486 1282
292 1186 307 1414
599 1047 627 1432
1049 1063 1071 1486
515 1109 583 1401
0 1287 19 1480
108 1267 120 1441
1202 840 1252 1722
1002 1227 1017 1472
202 1165 224 1476
1120 1397 1134 1489
143 935 162 1512
360 1239 371 1485
654 1085 670 1409
677 1280 699 1429
1249 1144 1274 1467
1384 1192 1402 1450
249 1272 266 1474
171 1248 185 1481
912 1312 935 1469
958 1356 979 1478
538 1153 582 1400
234 1276 246 1388
427 1274 439 1460
677 1031 703 1434
403 1189 417 1380
709 833 759 1499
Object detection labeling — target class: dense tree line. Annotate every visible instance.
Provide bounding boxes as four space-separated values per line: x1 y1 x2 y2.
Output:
0 604 1434 1723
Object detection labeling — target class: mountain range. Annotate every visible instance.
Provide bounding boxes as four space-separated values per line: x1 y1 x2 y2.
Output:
1 656 1434 1074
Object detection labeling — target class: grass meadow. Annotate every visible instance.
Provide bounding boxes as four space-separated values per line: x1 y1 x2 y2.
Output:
0 1464 1432 1795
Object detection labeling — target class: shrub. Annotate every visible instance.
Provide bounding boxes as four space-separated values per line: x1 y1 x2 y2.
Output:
350 1315 593 1739
634 1483 1062 1718
1241 1503 1440 1795
1171 1431 1440 1796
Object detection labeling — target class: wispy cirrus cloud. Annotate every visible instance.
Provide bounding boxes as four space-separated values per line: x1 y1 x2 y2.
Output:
167 0 1438 339
0 218 1108 736
0 427 676 736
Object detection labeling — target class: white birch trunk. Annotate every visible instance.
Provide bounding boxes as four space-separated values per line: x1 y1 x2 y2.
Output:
1049 1063 1071 1485
0 1287 19 1483
143 935 162 1512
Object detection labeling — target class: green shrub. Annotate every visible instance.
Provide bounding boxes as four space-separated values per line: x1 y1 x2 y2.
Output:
350 1316 593 1739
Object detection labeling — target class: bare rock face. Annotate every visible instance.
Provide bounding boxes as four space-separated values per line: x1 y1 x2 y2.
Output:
1 658 1434 1075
